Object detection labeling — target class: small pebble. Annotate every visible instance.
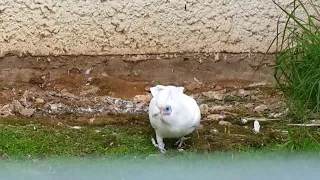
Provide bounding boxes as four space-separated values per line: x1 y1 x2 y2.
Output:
70 126 82 130
219 120 232 126
89 118 95 124
144 86 151 92
199 104 209 114
35 98 44 104
206 114 226 121
240 118 248 124
253 104 268 113
178 148 184 152
210 129 219 134
85 68 92 75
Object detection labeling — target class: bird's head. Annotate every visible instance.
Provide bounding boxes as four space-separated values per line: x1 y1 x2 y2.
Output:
156 88 173 118
150 85 184 121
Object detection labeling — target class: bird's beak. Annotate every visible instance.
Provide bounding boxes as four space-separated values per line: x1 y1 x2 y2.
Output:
159 108 164 118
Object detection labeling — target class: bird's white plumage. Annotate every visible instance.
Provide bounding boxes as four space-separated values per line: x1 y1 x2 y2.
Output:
148 85 201 153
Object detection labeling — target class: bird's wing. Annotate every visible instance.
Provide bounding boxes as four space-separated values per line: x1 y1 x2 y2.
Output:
176 94 201 128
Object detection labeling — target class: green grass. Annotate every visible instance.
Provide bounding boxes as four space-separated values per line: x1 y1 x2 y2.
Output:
1 116 320 159
250 0 320 154
0 124 156 158
271 0 320 122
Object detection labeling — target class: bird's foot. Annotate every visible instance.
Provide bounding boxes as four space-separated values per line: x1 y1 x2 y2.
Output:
175 136 191 148
151 138 159 147
177 148 184 152
151 138 166 154
160 148 166 154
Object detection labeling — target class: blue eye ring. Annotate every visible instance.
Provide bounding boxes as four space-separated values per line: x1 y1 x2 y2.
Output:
163 106 172 115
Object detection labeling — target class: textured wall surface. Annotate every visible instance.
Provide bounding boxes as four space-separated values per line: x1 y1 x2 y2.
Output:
0 0 293 56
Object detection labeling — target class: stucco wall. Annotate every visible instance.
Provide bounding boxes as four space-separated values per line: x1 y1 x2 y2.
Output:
0 0 294 56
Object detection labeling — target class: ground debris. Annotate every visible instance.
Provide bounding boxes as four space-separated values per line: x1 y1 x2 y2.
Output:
68 125 82 130
311 120 320 124
236 89 258 97
209 105 233 113
1 90 14 101
133 94 152 103
0 83 286 124
35 98 45 104
199 104 209 114
253 120 260 134
0 152 8 161
268 108 289 118
37 94 150 115
0 104 13 117
253 104 269 113
184 77 204 91
12 99 24 112
202 89 226 100
12 99 35 117
240 117 281 122
205 114 226 121
248 82 270 87
19 108 35 117
218 120 232 126
80 86 100 96
287 123 320 127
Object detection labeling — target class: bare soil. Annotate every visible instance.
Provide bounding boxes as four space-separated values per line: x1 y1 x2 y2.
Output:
0 52 275 89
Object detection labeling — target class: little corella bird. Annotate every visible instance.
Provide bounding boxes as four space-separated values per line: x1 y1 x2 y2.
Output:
148 85 201 153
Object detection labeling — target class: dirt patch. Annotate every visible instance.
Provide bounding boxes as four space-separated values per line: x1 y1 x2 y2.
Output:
0 52 274 87
49 74 149 99
0 52 277 101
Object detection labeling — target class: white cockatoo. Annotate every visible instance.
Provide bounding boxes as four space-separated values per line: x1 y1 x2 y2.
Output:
148 85 201 153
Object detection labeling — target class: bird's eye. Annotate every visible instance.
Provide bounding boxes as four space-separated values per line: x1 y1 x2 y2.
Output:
162 106 172 115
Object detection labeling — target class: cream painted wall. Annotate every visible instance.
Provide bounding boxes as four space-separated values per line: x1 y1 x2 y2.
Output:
0 0 298 56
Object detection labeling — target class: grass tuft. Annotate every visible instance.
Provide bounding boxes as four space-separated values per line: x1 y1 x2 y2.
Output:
271 0 320 122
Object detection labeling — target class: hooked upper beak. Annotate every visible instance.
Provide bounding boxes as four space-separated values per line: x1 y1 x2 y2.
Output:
159 108 164 118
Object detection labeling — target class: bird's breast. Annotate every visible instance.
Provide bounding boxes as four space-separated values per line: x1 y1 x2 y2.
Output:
157 122 195 138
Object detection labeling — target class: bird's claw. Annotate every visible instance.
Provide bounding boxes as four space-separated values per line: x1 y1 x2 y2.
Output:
151 138 159 147
160 148 166 154
151 138 166 154
175 137 191 148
